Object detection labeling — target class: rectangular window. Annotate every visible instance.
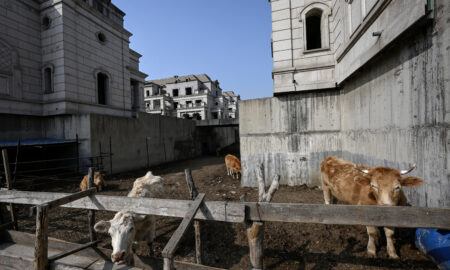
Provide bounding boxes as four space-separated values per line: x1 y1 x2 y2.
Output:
174 102 178 109
173 89 179 96
94 0 103 13
185 87 192 95
146 90 150 96
186 101 192 107
97 73 108 105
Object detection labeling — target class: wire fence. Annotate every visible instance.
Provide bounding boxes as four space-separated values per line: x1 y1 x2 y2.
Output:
0 137 113 190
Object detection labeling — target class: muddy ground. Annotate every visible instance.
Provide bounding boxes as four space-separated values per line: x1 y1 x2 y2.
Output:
13 156 435 270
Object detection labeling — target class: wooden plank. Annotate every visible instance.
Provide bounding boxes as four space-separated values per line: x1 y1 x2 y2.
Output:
185 168 202 264
48 240 100 262
34 205 48 270
46 188 96 210
246 202 450 229
1 230 225 270
162 193 205 260
2 190 448 229
2 149 17 230
87 168 96 242
0 190 245 223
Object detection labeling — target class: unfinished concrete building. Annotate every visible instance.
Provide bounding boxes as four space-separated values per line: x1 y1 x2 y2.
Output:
240 0 449 207
0 0 152 173
144 74 239 120
223 91 240 119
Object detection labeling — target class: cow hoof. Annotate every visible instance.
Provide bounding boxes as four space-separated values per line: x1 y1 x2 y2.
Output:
388 252 399 259
367 250 376 257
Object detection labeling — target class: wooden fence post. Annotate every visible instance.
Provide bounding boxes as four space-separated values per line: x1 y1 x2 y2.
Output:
2 149 18 230
185 168 202 264
34 204 48 270
87 168 96 242
245 164 279 270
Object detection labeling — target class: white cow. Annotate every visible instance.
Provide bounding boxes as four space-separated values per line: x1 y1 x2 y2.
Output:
94 171 164 265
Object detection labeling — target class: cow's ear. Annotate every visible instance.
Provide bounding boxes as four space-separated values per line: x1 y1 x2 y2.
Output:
400 176 423 187
94 220 111 233
354 176 371 186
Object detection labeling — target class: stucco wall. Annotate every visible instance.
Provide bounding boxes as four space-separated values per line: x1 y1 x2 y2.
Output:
240 2 450 207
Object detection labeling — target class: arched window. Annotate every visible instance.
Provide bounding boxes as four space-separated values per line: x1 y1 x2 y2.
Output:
97 72 108 105
44 67 52 93
300 3 331 52
41 64 54 94
305 9 322 50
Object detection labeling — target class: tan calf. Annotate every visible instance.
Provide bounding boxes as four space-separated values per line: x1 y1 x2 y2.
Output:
225 154 242 179
320 156 423 258
80 171 105 192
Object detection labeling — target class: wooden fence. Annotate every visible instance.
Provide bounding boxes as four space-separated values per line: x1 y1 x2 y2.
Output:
0 167 449 269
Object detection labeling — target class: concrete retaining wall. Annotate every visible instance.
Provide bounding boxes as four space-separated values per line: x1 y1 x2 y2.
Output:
89 113 198 173
240 9 450 207
1 112 239 174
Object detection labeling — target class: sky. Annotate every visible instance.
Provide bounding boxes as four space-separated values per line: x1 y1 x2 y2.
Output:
113 0 274 100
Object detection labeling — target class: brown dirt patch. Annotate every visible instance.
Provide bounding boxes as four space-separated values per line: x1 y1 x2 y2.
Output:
14 156 435 270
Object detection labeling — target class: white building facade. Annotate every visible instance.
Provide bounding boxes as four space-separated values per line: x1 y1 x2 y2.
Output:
223 91 240 119
144 74 240 120
0 0 147 118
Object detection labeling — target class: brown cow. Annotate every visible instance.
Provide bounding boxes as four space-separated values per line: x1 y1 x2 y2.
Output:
225 154 242 179
320 156 423 258
80 171 105 192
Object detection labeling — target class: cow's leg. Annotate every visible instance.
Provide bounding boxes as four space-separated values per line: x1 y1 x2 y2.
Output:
366 226 379 256
384 227 399 259
322 183 333 204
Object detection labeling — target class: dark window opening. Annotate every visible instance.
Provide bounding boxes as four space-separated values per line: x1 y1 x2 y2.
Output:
195 100 202 106
146 90 150 96
173 89 179 97
183 114 191 119
96 32 106 43
193 113 201 120
130 80 139 109
306 11 322 50
97 73 108 105
153 100 161 110
212 112 218 119
186 87 192 95
94 0 104 13
42 16 51 29
44 67 52 93
186 101 192 107
174 102 178 109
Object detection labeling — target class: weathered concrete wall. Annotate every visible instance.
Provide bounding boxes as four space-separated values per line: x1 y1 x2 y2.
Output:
241 3 450 207
240 93 341 187
89 113 198 173
1 112 239 174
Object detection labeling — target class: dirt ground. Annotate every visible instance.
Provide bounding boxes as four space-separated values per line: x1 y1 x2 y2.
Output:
14 156 436 270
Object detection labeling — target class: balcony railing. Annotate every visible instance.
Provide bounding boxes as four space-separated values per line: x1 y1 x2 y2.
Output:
177 102 206 109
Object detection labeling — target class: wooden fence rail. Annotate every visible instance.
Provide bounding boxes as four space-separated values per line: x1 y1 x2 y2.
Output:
0 190 449 229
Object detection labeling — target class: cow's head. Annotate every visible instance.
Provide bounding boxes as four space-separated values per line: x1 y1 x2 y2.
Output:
94 211 144 264
354 164 423 206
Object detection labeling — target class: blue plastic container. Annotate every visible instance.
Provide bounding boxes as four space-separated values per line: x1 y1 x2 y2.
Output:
415 228 450 270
